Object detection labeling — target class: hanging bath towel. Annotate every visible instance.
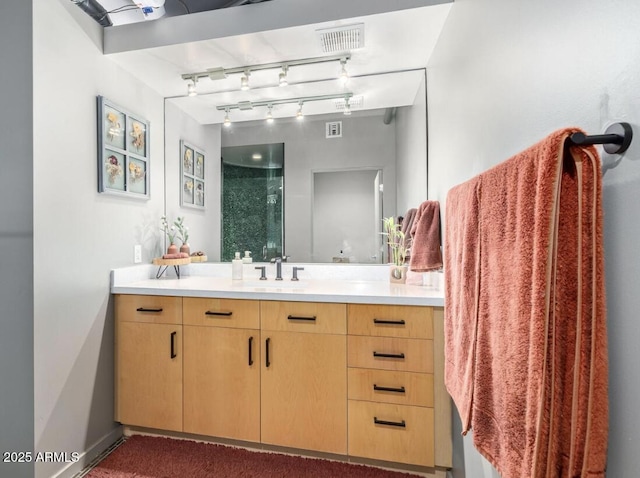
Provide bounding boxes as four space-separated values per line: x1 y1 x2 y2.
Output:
444 128 608 478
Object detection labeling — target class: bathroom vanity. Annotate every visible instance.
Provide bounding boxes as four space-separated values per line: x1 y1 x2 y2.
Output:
111 264 450 473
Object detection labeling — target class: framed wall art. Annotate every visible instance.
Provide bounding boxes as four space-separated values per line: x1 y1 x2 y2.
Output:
97 96 150 199
180 140 205 209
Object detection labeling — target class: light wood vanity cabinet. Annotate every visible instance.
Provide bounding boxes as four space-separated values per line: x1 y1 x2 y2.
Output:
347 304 445 467
260 301 347 455
182 298 260 442
115 295 183 432
115 294 450 471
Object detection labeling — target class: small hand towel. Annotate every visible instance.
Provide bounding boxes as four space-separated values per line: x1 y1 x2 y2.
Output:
409 200 443 272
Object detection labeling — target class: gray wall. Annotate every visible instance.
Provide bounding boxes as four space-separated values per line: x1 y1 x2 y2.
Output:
32 1 166 476
221 112 397 262
0 1 34 478
428 0 640 476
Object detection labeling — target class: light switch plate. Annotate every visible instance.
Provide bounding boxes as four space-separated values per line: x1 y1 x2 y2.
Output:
134 245 142 263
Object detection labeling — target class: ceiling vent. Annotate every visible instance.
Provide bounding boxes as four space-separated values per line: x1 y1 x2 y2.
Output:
316 23 365 53
334 95 364 111
326 121 343 138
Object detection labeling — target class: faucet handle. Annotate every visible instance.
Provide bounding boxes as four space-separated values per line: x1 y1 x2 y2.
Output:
292 266 304 281
255 266 267 280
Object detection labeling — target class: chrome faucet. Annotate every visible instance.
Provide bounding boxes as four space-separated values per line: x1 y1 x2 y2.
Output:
272 257 283 280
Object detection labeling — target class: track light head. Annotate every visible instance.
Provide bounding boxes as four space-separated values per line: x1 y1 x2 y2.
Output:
339 58 349 85
187 77 197 96
279 65 289 87
296 101 304 120
240 71 250 91
266 104 274 123
343 96 352 115
223 108 231 127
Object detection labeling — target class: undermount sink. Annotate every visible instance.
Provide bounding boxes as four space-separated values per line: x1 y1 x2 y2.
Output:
238 280 308 289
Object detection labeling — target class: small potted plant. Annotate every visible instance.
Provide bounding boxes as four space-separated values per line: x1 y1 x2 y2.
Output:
382 216 409 283
160 215 178 255
174 216 190 255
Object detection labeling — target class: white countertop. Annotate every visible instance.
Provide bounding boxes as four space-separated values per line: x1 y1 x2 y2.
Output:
111 264 444 307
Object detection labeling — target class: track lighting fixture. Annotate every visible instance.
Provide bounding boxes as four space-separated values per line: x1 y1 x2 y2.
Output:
223 108 231 127
181 54 351 92
240 71 250 91
187 76 197 96
278 65 289 87
343 96 352 115
339 58 350 85
216 92 354 124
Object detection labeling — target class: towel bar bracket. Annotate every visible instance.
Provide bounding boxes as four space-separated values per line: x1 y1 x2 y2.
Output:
569 122 632 154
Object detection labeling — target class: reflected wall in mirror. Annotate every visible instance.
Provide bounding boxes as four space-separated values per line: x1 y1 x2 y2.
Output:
221 143 284 262
221 109 399 263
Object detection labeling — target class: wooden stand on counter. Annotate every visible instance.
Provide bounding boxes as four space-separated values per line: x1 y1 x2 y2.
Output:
152 257 190 279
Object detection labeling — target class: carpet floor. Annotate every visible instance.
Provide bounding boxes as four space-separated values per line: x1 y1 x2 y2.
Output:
86 435 419 478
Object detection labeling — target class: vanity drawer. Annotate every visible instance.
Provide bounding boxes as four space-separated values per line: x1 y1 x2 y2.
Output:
348 336 433 373
348 400 434 466
261 301 346 335
348 304 432 339
115 294 182 325
183 298 259 329
348 368 433 407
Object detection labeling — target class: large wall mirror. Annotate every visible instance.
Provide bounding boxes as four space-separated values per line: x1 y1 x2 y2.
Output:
129 5 451 263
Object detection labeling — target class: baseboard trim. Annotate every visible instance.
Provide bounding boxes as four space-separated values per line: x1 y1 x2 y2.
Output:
50 425 123 478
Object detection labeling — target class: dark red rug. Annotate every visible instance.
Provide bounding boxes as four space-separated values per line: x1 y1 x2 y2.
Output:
87 435 419 477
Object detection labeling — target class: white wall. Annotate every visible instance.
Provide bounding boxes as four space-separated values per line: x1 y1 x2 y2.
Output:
0 1 34 477
221 112 397 262
32 0 166 476
165 101 221 260
396 72 428 214
428 0 640 476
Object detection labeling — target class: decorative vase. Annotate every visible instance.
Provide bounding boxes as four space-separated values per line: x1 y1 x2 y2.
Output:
389 264 408 284
180 243 190 256
167 243 178 255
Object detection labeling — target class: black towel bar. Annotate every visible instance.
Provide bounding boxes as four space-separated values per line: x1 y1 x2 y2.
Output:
568 122 632 154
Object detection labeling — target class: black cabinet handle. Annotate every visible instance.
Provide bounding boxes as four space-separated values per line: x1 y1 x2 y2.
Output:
373 384 406 394
373 319 406 325
287 315 316 322
373 351 405 359
170 331 177 359
205 310 233 317
374 417 406 428
248 336 254 366
136 307 163 313
265 338 271 368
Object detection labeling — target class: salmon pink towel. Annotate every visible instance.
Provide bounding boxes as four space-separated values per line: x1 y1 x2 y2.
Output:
409 200 443 272
444 128 608 478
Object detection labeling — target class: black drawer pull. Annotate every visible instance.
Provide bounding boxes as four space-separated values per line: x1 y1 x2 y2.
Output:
373 319 406 325
373 351 405 359
248 336 254 366
205 310 233 317
265 338 271 368
287 315 317 321
373 384 406 394
136 307 163 313
374 417 406 428
170 331 177 359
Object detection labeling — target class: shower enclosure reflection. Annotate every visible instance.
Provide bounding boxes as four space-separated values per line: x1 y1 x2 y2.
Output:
221 143 284 262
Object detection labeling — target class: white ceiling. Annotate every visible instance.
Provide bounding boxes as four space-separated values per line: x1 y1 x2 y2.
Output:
105 3 452 124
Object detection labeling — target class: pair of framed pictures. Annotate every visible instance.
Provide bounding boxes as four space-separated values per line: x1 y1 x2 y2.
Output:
97 96 150 198
180 140 206 209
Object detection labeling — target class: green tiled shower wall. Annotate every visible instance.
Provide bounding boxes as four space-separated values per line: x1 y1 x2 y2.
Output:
221 163 283 262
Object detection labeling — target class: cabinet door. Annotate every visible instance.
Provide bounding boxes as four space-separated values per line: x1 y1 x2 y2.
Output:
115 322 182 431
261 331 347 454
183 326 260 442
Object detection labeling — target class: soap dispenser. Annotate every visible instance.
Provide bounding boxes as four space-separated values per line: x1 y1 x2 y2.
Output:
232 252 243 280
242 250 253 264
